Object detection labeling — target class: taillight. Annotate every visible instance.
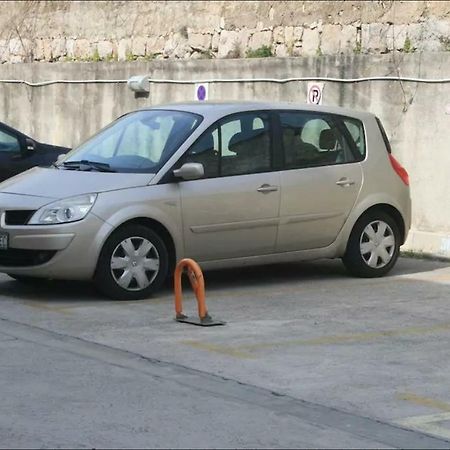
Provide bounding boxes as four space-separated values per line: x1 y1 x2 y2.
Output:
389 154 409 186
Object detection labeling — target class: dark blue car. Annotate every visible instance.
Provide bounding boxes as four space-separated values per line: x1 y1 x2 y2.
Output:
0 121 70 182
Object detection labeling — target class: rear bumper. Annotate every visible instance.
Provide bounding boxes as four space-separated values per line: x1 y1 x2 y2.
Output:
403 194 412 244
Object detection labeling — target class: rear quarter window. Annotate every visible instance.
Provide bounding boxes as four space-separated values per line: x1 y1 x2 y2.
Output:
342 118 366 159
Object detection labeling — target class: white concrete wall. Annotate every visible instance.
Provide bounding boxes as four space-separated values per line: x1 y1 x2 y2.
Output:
0 54 449 257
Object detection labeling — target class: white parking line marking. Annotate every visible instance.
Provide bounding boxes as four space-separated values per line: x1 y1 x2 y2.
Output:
396 412 450 440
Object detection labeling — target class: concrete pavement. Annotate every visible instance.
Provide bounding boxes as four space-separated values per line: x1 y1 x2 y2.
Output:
1 257 450 447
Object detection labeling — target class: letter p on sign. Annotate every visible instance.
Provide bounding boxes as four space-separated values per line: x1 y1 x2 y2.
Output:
307 82 324 105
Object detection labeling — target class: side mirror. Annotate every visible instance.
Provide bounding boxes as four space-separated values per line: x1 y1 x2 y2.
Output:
25 137 37 153
173 163 204 181
56 153 67 163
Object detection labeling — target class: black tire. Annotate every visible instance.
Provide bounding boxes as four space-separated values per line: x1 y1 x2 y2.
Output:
94 224 169 300
342 211 401 278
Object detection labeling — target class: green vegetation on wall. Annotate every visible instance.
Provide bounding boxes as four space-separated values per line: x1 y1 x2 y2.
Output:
246 45 273 58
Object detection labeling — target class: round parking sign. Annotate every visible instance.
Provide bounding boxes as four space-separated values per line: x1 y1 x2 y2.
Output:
307 82 324 105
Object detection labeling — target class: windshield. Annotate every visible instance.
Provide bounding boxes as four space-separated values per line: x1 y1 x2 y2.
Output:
62 110 202 173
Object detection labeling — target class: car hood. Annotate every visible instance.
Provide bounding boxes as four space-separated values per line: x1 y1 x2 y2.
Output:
0 167 155 200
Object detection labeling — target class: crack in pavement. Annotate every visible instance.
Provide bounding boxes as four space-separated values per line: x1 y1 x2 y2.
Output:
1 315 449 449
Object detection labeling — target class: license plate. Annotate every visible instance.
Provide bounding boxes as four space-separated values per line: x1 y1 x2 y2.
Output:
0 233 8 250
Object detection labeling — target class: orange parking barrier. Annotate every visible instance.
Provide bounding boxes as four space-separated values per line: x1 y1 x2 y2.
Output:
174 258 225 327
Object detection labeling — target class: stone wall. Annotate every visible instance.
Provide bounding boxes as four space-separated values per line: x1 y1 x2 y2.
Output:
0 1 450 63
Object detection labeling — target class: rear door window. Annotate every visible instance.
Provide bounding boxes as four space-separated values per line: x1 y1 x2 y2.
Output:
278 111 364 169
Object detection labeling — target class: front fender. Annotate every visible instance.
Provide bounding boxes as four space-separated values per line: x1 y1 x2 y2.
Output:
92 185 183 261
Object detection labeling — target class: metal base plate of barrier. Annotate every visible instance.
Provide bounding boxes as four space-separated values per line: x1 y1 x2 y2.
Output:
176 313 225 327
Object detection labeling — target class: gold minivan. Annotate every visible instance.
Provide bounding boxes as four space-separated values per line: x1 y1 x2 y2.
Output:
0 102 411 299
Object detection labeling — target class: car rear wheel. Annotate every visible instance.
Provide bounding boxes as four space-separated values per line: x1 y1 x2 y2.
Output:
343 211 400 277
94 224 169 300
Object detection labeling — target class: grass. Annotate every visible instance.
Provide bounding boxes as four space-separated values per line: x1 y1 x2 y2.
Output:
246 45 273 58
439 36 450 51
353 41 362 54
403 36 414 53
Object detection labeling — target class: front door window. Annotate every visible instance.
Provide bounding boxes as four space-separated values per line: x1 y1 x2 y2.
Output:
184 111 272 178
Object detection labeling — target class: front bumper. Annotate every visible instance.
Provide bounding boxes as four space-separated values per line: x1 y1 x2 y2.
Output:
0 211 113 280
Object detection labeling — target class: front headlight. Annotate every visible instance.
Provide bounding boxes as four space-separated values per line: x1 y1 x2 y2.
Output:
28 194 98 225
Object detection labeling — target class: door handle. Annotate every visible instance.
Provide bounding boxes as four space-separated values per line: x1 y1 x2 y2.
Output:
257 184 279 193
336 178 355 187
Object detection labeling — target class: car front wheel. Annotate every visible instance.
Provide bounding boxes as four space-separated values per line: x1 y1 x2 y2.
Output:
343 211 401 278
94 224 169 300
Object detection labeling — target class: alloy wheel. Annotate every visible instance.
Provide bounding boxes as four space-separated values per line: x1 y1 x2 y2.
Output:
359 220 396 269
110 236 160 291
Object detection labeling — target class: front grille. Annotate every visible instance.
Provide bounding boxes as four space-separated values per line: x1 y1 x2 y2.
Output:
4 210 36 226
0 249 56 267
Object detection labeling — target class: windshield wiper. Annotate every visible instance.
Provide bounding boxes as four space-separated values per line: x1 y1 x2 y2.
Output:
62 160 116 172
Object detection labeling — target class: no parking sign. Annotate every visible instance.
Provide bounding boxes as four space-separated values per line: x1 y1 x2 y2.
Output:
307 82 324 105
195 83 209 101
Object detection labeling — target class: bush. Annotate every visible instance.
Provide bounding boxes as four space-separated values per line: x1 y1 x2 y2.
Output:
403 36 414 53
246 45 273 58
